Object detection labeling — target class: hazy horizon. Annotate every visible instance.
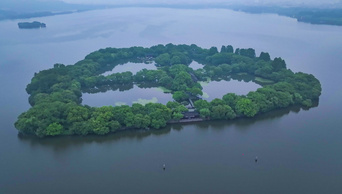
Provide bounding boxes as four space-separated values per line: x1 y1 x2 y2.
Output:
61 0 342 7
1 0 342 9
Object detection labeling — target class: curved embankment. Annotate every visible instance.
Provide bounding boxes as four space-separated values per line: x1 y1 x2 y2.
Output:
15 44 321 137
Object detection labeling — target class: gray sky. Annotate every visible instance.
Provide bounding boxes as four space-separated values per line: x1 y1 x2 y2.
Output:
61 0 342 7
1 0 341 11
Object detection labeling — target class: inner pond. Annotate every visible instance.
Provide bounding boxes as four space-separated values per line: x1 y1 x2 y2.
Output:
82 62 261 106
102 62 157 76
201 79 261 101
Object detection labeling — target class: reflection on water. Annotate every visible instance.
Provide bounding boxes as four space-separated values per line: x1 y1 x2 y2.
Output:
200 76 261 101
82 85 173 107
17 105 308 151
86 61 262 106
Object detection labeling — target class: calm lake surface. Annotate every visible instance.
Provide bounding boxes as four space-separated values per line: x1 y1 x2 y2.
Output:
1 7 342 194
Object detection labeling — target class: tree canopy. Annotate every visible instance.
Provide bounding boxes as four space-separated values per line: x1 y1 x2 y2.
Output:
15 44 322 137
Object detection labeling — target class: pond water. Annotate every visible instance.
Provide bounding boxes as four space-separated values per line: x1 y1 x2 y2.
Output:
82 77 260 106
201 79 261 100
101 62 157 76
82 85 173 106
1 7 342 194
189 61 203 70
85 61 259 106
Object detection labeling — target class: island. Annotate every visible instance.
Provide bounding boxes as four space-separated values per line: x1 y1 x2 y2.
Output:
15 44 322 137
18 21 46 29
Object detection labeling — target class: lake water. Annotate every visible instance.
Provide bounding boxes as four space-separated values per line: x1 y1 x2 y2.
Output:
1 7 342 194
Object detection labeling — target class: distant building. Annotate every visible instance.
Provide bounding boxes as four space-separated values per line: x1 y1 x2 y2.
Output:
182 111 200 119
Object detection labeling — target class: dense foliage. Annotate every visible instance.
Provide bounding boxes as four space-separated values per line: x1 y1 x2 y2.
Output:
15 44 322 137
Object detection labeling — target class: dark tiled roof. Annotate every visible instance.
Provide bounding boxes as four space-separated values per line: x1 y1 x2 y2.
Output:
182 111 200 118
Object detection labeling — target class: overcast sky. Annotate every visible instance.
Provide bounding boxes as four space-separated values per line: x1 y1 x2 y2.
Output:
61 0 342 7
1 0 341 10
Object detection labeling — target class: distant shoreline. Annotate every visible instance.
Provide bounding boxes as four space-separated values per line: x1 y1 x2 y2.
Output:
0 10 84 21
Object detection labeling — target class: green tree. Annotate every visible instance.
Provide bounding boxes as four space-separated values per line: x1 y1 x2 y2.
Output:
155 53 171 66
259 52 271 61
172 91 189 102
15 113 39 135
239 48 256 58
172 112 184 120
199 108 211 118
235 98 258 117
293 93 303 104
219 64 232 74
112 105 132 125
69 121 92 135
226 45 234 53
225 105 236 119
220 45 227 53
158 74 173 88
109 121 121 132
46 122 64 136
146 103 172 129
302 99 312 107
194 99 210 110
90 118 110 135
210 105 235 120
247 91 272 113
175 105 188 113
209 47 219 55
270 82 295 94
124 112 135 127
131 103 146 115
210 98 225 107
168 64 190 77
188 87 203 96
171 71 193 91
133 114 150 128
66 105 90 124
222 93 240 109
150 119 166 129
272 57 286 71
170 56 182 65
167 101 181 109
207 53 233 65
211 105 226 120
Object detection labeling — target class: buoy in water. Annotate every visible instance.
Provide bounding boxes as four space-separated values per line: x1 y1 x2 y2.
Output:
255 156 258 163
163 164 166 170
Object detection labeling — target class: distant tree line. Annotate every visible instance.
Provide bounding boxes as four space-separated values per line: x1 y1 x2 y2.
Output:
15 44 322 137
229 5 342 26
